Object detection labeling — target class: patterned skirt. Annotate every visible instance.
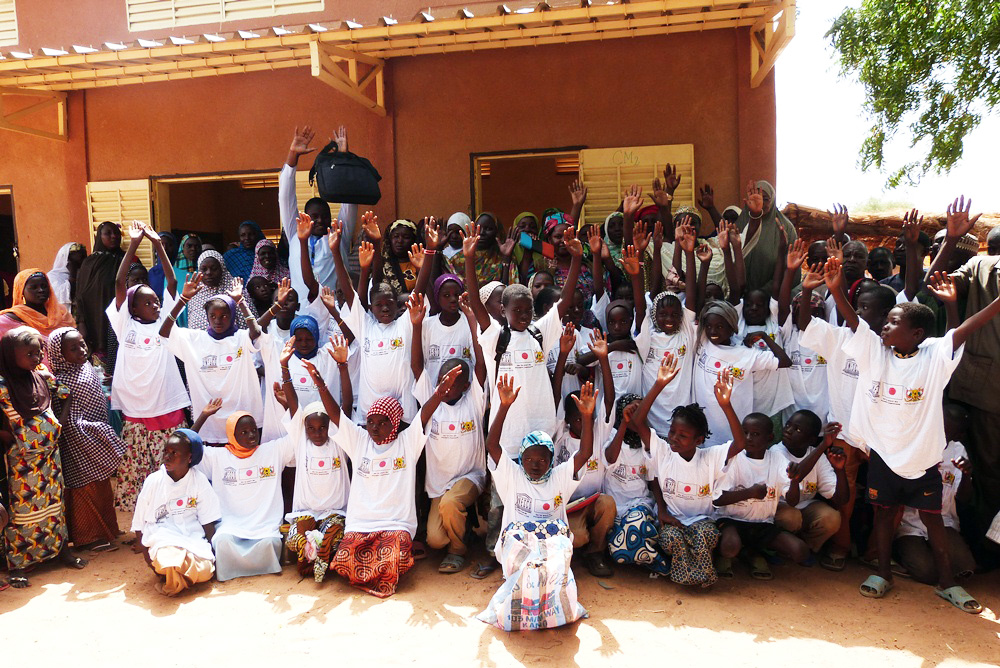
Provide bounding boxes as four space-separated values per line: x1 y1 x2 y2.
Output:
608 506 671 576
286 513 346 582
65 479 118 546
116 418 184 512
657 518 721 587
331 530 413 598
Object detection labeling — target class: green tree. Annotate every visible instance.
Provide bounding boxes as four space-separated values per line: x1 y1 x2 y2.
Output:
828 2 1000 186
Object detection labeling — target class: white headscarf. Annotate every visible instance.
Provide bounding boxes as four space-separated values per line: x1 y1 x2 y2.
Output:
48 242 80 310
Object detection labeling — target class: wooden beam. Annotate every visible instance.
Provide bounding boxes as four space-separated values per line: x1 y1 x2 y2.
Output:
310 42 386 116
750 0 795 88
0 88 67 141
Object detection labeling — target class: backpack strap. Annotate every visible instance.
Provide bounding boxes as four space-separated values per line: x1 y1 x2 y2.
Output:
493 323 545 379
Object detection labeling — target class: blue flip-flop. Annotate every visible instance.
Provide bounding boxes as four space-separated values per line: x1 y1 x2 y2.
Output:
860 574 893 598
935 585 983 614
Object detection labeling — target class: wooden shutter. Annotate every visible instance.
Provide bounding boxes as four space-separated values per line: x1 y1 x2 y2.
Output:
127 0 325 32
294 168 341 219
0 0 18 47
578 144 695 229
86 179 156 267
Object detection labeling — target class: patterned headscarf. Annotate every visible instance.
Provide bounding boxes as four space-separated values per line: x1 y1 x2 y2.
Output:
289 315 320 359
174 428 205 466
698 300 739 343
225 411 257 459
188 250 243 332
543 211 568 238
674 205 702 228
175 234 200 273
249 239 290 283
635 205 659 221
367 396 404 445
519 430 555 484
615 393 643 449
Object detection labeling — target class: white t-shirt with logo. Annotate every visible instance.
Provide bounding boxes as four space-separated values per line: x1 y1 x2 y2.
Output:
334 419 428 537
799 317 861 446
772 443 838 510
413 372 487 498
692 341 780 446
286 434 351 523
493 453 580 552
481 304 563 457
713 449 791 523
603 438 655 518
197 439 291 540
649 439 730 526
421 313 476 385
552 402 613 501
107 292 190 418
844 322 963 478
634 308 697 436
341 299 417 423
166 328 263 443
546 325 594 402
779 316 830 419
737 298 793 416
898 441 966 538
131 466 222 561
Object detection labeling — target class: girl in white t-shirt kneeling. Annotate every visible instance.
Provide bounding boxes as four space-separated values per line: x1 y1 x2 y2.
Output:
477 376 596 632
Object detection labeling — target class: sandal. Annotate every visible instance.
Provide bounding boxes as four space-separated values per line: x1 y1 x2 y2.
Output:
582 551 613 578
935 585 983 614
860 574 893 598
820 552 847 572
438 553 466 574
860 556 910 578
8 571 29 589
470 560 498 579
749 556 773 581
60 552 89 569
714 556 733 579
412 540 428 561
86 540 119 553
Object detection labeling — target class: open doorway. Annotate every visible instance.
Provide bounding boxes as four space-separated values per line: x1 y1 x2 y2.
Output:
0 187 17 309
472 149 583 228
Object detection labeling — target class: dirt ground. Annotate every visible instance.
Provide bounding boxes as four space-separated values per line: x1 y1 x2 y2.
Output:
2 511 998 667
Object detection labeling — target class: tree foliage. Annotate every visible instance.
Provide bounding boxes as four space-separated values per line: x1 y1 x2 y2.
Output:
828 2 1000 186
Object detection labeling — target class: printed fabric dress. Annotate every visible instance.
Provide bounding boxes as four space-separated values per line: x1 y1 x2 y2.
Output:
0 375 70 570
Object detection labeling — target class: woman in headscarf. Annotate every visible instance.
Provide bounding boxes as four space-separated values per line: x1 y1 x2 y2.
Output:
47 327 125 550
374 219 420 296
74 221 124 365
0 326 87 588
446 212 517 285
537 220 594 301
48 242 87 312
146 231 178 300
172 234 202 328
737 180 797 293
0 269 77 368
185 250 246 331
248 238 290 285
223 220 264 283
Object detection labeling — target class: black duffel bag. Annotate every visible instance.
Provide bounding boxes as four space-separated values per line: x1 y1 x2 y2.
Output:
308 140 382 205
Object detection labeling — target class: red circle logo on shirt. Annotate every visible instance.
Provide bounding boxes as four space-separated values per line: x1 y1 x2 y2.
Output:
449 424 456 431
805 358 812 364
176 499 183 506
631 468 636 474
378 341 384 348
522 352 529 360
144 338 151 344
617 363 624 370
449 347 456 354
542 503 551 510
379 460 386 468
226 356 233 362
300 377 307 383
714 361 721 369
246 469 252 477
889 387 896 395
318 460 325 467
684 485 692 492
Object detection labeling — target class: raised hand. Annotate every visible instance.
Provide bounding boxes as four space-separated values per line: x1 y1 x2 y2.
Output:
407 291 426 325
633 219 652 255
328 334 349 365
202 397 224 417
128 220 146 240
946 195 982 239
622 245 641 276
902 208 922 245
498 227 517 259
697 183 715 211
745 180 764 217
496 373 521 407
563 226 584 258
928 271 958 303
662 164 681 195
320 285 338 312
423 217 445 250
786 237 808 271
358 240 376 269
289 126 317 156
301 358 324 385
280 336 296 365
570 380 597 417
326 219 343 252
408 243 425 270
569 179 588 208
823 256 843 291
822 422 843 448
656 351 679 386
181 272 203 300
273 382 289 411
717 221 730 250
296 212 314 241
588 329 609 358
650 177 673 207
826 236 843 264
586 224 603 255
653 221 664 248
275 277 292 306
696 244 714 264
801 261 826 291
332 124 348 153
743 331 767 348
677 216 696 253
360 211 381 243
828 203 849 236
622 184 643 220
434 366 463 399
728 222 742 250
559 322 577 355
458 292 475 319
714 367 733 406
461 223 480 256
226 281 244 303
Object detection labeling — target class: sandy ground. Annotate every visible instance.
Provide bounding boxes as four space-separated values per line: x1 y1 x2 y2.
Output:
2 511 999 668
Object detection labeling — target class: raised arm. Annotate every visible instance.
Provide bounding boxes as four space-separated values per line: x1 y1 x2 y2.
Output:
409 242 434 298
116 221 146 308
328 334 353 420
900 209 924 301
459 292 488 387
587 225 605 302
191 397 223 433
460 223 491 332
823 257 859 331
696 184 722 228
796 262 827 332
629 353 679 449
745 331 792 369
485 374 519 465
622 245 645 329
302 358 341 427
555 227 584 319
714 368 747 463
551 323 576 408
295 212 320 303
951 287 1000 351
594 330 614 416
927 271 960 333
407 292 426 380
926 196 981 291
419 366 463 430
228 282 261 342
257 277 291 332
278 338 299 417
693 242 711 313
568 179 587 229
779 238 808 325
159 273 202 338
570 382 598 474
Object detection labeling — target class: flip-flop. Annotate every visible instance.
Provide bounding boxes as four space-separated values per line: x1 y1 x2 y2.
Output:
8 575 29 589
860 574 893 598
412 540 428 561
750 556 773 581
714 556 733 579
820 553 847 572
470 560 498 579
87 541 119 553
438 553 466 574
61 554 89 569
935 585 983 614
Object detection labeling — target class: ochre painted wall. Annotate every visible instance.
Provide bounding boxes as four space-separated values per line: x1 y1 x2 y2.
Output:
0 93 89 270
392 30 776 223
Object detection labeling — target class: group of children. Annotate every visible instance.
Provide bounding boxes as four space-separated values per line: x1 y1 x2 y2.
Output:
0 126 995 629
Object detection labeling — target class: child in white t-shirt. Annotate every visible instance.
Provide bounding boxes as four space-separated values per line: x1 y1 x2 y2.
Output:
477 376 595 631
110 221 190 511
825 257 999 613
737 290 794 417
895 404 977 585
131 427 221 597
161 274 263 444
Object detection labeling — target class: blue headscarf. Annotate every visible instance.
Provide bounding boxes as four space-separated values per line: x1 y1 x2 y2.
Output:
289 314 320 359
174 428 204 466
519 430 555 484
205 295 238 340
